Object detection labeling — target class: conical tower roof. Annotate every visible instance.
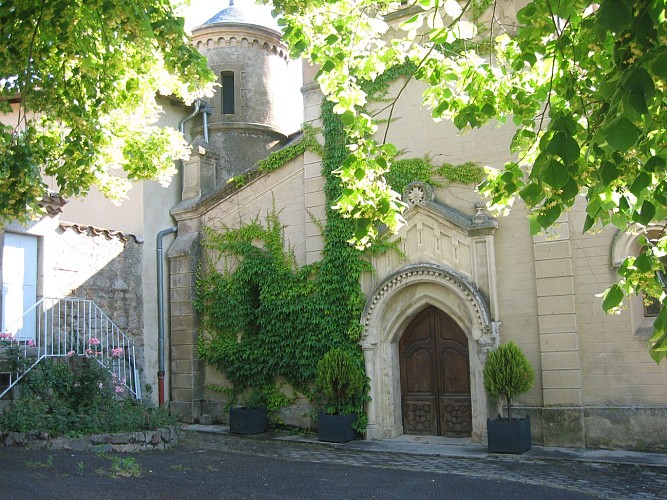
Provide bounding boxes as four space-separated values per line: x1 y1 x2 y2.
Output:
200 0 280 34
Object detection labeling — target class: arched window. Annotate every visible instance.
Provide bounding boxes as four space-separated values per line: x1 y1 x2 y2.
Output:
641 232 667 317
612 223 666 334
221 71 235 115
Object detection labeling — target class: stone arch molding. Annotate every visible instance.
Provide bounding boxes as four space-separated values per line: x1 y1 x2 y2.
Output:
360 263 499 442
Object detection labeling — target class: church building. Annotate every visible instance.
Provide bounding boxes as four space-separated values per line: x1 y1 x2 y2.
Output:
1 1 665 452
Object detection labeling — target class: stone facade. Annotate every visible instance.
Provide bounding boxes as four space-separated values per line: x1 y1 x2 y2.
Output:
0 215 146 388
4 2 663 452
162 1 667 452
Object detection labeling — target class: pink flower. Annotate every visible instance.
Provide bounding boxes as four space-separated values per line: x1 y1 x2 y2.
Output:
27 339 36 347
85 348 93 355
67 350 76 357
115 385 124 394
89 338 101 346
111 347 124 358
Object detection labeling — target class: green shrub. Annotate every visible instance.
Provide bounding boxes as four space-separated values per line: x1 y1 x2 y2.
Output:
316 348 366 416
0 358 175 436
483 340 535 420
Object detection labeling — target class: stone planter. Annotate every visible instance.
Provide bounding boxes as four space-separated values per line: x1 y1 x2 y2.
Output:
317 413 357 443
487 415 531 454
229 406 268 435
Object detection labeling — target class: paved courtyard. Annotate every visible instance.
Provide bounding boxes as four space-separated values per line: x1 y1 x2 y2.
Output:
1 428 666 499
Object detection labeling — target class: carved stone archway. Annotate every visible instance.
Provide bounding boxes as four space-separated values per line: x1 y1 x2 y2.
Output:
360 263 499 442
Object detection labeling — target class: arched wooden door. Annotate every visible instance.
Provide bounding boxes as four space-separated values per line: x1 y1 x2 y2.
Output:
399 306 472 437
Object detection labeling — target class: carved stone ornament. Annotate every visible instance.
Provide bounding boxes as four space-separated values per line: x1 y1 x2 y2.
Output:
476 321 501 363
403 181 434 207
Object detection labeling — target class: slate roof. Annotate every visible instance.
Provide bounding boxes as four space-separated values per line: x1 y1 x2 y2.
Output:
201 1 280 32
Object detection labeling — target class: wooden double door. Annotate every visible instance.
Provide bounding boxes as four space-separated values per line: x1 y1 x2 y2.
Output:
399 306 472 437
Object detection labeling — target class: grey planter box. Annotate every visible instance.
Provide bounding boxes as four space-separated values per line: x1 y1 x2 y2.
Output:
487 416 531 454
317 413 357 443
229 406 268 435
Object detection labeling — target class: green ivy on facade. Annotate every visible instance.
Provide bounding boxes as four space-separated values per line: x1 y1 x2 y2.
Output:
195 65 484 432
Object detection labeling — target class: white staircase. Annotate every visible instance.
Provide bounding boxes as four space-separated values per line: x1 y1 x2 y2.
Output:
0 297 141 400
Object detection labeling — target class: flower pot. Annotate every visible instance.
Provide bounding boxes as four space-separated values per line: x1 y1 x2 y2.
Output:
487 415 531 454
317 413 357 443
229 406 268 435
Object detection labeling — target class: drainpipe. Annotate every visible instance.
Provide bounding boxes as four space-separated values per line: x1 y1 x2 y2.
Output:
157 226 177 406
179 99 203 135
159 100 209 406
201 102 213 143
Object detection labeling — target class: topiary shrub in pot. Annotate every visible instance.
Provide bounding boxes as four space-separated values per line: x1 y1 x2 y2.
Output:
316 347 366 443
483 340 535 454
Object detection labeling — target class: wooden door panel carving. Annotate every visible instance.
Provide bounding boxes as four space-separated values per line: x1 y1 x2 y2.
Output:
400 306 472 437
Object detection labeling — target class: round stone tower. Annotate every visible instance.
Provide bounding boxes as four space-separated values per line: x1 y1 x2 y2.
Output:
190 1 292 184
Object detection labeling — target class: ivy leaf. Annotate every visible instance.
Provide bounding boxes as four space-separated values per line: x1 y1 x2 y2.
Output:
355 218 371 240
602 284 624 312
519 182 544 205
527 214 541 236
320 60 336 73
432 100 449 117
400 14 422 31
542 159 570 189
560 178 579 203
583 214 595 233
325 34 339 45
536 203 562 229
546 131 580 165
633 200 656 226
625 91 649 115
621 67 656 100
630 171 651 197
598 0 633 33
651 308 667 343
340 111 356 126
649 52 667 80
600 161 620 185
644 156 665 173
516 3 538 24
634 252 653 273
550 0 576 19
603 116 640 150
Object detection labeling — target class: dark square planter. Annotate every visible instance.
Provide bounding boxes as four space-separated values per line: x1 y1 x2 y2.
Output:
487 416 531 454
317 413 357 443
229 406 268 435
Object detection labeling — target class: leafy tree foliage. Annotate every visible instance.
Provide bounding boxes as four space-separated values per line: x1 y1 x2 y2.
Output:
483 340 535 420
0 0 215 222
267 0 667 359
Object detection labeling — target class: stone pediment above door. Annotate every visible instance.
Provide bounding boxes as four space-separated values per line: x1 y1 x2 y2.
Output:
364 181 499 316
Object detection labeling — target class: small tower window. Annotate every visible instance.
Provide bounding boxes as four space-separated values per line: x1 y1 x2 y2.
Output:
221 71 235 114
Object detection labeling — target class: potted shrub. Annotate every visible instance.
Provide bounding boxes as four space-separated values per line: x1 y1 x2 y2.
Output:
483 340 535 454
229 388 268 435
316 348 366 443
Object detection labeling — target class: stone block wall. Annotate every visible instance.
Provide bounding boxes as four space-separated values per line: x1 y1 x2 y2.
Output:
49 223 145 379
1 426 179 452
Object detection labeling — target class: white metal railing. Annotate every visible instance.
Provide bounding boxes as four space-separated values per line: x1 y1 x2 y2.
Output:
0 297 141 400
